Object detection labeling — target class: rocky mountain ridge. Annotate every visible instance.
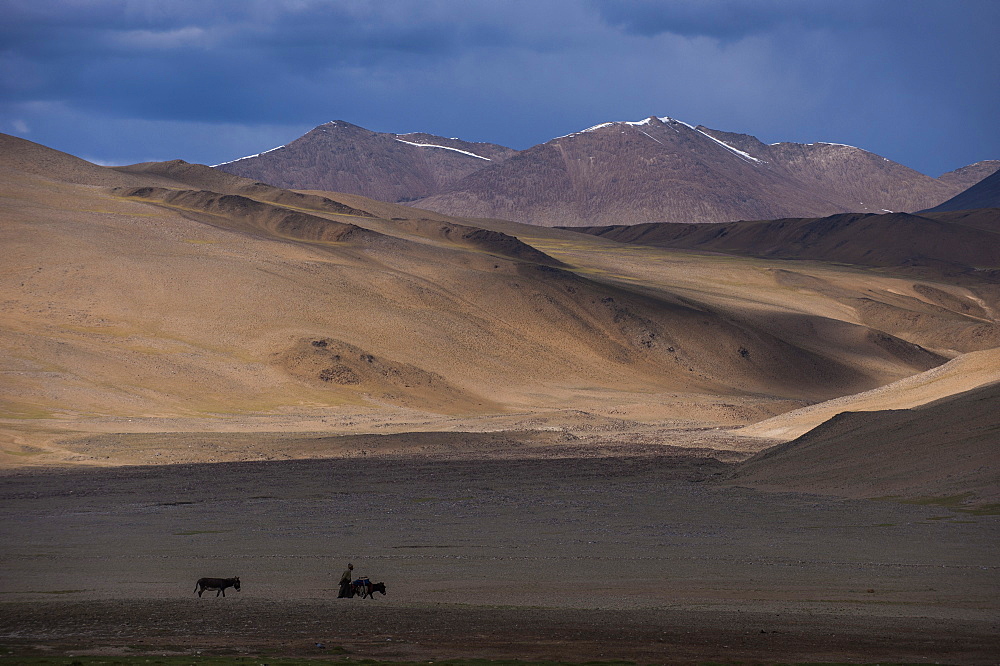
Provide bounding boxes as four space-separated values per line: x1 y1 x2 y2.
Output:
215 120 516 204
214 116 998 226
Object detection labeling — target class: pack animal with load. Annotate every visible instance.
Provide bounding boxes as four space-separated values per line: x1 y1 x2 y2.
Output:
194 576 240 597
353 578 386 599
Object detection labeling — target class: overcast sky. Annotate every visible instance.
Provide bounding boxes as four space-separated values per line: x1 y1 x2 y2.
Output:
1 0 997 176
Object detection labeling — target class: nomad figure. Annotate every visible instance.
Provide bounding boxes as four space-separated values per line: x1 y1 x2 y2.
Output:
337 562 354 598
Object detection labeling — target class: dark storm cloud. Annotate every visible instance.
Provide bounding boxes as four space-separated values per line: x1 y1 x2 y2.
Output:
0 0 996 175
0 0 565 128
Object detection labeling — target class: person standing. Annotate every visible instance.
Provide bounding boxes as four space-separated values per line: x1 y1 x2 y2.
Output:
337 562 354 598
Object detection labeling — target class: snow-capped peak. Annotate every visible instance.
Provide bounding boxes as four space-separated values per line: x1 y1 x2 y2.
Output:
552 115 764 165
556 116 673 139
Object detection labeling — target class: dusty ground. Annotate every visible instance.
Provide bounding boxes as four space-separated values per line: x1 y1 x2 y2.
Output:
1 438 997 664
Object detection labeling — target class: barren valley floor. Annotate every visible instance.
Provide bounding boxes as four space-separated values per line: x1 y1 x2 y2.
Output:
1 437 997 664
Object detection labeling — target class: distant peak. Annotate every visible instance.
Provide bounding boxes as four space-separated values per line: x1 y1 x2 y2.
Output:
555 114 694 140
624 116 662 127
317 120 365 131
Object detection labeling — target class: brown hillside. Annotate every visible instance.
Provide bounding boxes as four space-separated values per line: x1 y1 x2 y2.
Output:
571 209 1000 270
277 337 493 413
0 133 165 188
728 380 1000 505
921 207 1000 233
738 347 1000 440
111 186 379 243
6 136 999 462
115 160 377 218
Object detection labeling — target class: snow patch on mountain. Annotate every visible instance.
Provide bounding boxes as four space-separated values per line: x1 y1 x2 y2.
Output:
638 130 664 145
580 122 615 134
212 144 286 167
666 118 696 130
695 129 764 164
393 139 492 161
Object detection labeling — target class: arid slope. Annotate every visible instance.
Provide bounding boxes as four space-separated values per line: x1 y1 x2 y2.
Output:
739 347 1000 440
2 133 999 465
729 381 1000 504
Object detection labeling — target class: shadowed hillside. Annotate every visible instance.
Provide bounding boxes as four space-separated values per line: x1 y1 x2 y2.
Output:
571 209 1000 271
738 347 1000 440
922 169 1000 212
729 381 1000 505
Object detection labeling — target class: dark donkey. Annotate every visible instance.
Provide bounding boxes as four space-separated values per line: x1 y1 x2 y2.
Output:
355 580 386 599
194 576 241 597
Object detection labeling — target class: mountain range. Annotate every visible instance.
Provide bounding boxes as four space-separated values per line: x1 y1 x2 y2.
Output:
215 117 1000 226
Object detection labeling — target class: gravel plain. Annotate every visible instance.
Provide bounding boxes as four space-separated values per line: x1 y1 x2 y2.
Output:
1 444 998 663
